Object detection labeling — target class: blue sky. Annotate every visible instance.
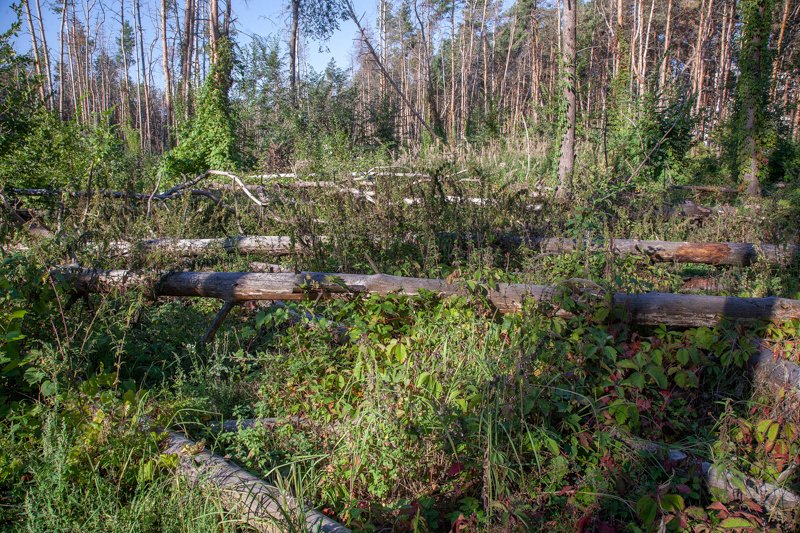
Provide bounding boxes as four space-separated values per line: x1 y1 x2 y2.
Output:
1 0 375 76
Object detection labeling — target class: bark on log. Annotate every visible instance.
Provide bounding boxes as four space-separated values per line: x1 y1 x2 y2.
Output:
750 348 800 394
514 237 799 267
612 429 800 513
703 462 800 512
105 236 313 257
670 185 739 194
60 269 800 327
164 430 349 532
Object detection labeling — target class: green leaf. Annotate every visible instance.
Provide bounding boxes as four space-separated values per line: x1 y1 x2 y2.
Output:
40 380 56 397
756 419 772 443
416 372 431 389
617 359 640 370
674 370 698 389
660 493 684 512
685 506 707 520
621 372 646 389
676 348 689 365
767 421 780 446
646 365 668 389
719 517 756 528
636 495 657 525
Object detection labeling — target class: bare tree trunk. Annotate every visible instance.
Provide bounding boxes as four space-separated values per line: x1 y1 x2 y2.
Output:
209 0 219 62
556 0 577 200
119 0 132 129
450 0 456 138
59 0 67 117
180 0 195 120
289 0 300 107
613 0 623 78
770 0 791 99
24 0 46 103
33 0 53 109
658 0 672 102
161 0 173 135
134 0 151 150
66 1 79 122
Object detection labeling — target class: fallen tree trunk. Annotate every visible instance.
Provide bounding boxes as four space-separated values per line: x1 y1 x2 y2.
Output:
60 269 800 327
670 184 739 194
104 236 316 257
750 348 800 393
164 430 349 532
612 429 800 513
703 462 800 512
113 235 799 266
519 237 800 267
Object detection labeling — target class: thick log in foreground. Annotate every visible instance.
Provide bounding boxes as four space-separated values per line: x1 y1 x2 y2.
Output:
518 237 800 266
63 269 800 327
164 430 349 532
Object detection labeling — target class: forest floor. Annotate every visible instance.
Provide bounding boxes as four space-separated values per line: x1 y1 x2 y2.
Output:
2 154 800 532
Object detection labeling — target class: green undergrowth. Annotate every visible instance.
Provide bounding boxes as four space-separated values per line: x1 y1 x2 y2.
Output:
2 159 800 530
3 249 799 529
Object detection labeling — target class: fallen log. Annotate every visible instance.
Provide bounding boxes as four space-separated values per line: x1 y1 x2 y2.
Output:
518 237 800 267
670 185 739 194
104 236 314 257
113 234 796 267
703 462 800 512
164 430 349 532
750 348 800 394
612 429 800 514
60 269 800 327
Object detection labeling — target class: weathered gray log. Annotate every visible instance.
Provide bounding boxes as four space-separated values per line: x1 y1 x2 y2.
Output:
703 462 800 512
95 234 800 266
670 185 739 194
514 237 800 266
750 348 800 394
105 236 314 257
60 269 800 327
163 430 349 532
612 429 799 513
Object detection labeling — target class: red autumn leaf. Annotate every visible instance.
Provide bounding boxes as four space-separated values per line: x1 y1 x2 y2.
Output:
575 513 592 533
557 485 575 496
707 501 728 515
736 511 764 525
742 500 763 513
635 397 652 411
445 461 464 477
